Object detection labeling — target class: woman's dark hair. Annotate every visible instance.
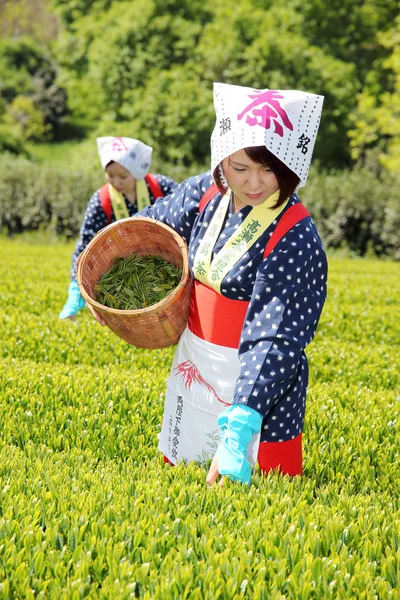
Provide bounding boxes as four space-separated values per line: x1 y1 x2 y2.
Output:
214 146 300 207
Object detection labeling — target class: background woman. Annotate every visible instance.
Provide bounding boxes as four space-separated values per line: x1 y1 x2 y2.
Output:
59 136 177 320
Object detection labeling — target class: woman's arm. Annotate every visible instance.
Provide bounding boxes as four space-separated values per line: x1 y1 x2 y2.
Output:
208 223 328 484
139 171 214 244
234 224 327 415
70 191 108 281
155 174 179 197
59 191 108 320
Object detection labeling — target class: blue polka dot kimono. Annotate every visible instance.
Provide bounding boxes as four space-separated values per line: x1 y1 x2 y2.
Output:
70 174 177 281
140 171 328 456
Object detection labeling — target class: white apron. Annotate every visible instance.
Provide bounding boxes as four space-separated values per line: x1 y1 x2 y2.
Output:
158 326 260 465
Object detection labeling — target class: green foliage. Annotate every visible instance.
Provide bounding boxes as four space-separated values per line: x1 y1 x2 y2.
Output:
1 152 399 259
298 0 399 82
96 254 182 310
0 242 399 597
349 14 400 172
7 95 51 141
48 0 360 168
26 136 97 166
47 0 399 171
120 67 214 168
51 0 122 27
302 160 400 260
2 0 400 169
0 124 27 154
0 38 67 142
0 153 101 237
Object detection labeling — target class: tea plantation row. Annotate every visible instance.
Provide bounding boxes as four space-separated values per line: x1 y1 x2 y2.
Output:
0 239 399 599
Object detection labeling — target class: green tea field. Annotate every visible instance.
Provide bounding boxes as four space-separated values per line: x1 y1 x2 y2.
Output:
0 239 399 599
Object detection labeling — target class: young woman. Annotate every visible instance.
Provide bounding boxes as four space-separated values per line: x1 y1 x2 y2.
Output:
90 83 327 485
59 136 177 320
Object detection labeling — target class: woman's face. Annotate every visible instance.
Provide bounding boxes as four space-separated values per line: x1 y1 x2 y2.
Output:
105 162 136 196
222 149 279 210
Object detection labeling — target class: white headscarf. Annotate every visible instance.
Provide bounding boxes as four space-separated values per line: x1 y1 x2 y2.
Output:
211 83 324 188
96 137 153 180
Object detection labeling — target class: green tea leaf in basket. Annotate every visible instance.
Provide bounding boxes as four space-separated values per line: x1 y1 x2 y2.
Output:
95 253 183 310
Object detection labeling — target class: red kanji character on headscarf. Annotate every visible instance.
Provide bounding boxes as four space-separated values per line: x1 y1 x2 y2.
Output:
111 137 128 152
237 90 293 137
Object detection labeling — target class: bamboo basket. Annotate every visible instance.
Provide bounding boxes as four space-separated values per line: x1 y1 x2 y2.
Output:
76 217 193 349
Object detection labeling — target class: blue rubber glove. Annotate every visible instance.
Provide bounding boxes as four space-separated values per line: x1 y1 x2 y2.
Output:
216 404 263 484
59 281 85 319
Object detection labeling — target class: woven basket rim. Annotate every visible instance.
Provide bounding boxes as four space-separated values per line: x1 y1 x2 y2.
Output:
77 216 191 316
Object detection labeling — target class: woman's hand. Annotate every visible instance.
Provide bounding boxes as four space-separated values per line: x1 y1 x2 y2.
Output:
86 303 107 326
206 454 226 487
207 405 263 486
59 281 85 320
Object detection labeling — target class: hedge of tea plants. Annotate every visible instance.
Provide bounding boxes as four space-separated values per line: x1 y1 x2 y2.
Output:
1 153 400 260
0 239 399 599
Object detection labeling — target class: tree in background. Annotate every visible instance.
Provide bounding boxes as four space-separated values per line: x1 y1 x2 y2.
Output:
0 38 67 150
193 1 358 166
0 0 59 42
1 0 399 173
349 13 400 172
1 0 400 257
49 0 399 171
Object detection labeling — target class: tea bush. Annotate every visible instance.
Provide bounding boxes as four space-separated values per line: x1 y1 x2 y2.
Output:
1 153 400 258
302 164 400 260
0 153 101 238
0 239 399 598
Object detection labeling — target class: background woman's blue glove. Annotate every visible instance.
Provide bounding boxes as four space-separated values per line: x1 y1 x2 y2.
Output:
216 404 263 484
59 280 85 319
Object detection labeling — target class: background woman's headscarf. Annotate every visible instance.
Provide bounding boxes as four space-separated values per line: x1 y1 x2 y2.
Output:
97 136 153 180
